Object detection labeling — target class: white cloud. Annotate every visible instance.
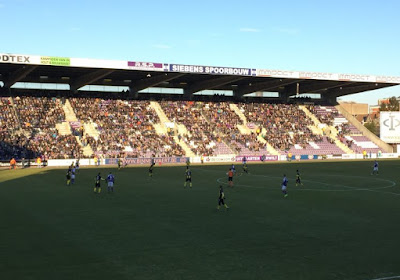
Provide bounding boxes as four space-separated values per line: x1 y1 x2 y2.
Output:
239 28 261 33
152 44 172 49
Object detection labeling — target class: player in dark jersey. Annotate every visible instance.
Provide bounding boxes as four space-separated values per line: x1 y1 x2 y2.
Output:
94 172 104 193
295 169 303 186
217 185 229 210
243 162 248 174
75 158 80 173
149 162 155 178
66 170 71 186
184 167 192 188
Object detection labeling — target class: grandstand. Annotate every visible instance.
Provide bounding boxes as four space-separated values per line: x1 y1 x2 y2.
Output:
1 53 399 163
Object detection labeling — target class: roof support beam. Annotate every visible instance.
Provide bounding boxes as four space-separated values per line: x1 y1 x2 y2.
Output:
70 69 115 92
184 76 245 95
3 65 37 88
129 73 185 93
235 79 303 97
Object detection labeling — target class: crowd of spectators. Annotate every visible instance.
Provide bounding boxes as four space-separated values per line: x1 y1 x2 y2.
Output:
307 105 339 126
14 97 65 132
239 103 317 152
160 101 216 156
1 96 83 160
160 101 269 156
0 98 19 131
70 98 184 158
2 95 375 161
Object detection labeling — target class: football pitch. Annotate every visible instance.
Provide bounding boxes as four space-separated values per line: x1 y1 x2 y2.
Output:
1 160 400 280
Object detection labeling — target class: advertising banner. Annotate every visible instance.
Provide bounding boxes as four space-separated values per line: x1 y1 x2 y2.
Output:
203 155 236 163
2 52 400 84
0 53 40 64
380 153 398 159
40 56 71 66
257 68 400 84
170 64 254 76
235 155 278 162
127 61 167 71
105 157 185 165
342 154 356 160
380 111 400 143
47 159 91 167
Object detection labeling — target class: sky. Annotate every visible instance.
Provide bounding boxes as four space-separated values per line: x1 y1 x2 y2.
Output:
1 0 400 105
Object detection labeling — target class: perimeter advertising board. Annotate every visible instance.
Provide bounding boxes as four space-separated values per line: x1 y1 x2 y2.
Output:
380 111 400 143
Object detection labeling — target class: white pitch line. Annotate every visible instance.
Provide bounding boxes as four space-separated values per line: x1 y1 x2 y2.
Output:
204 168 398 196
368 275 400 280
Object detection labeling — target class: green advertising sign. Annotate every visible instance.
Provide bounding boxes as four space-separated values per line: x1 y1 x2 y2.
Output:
40 56 70 66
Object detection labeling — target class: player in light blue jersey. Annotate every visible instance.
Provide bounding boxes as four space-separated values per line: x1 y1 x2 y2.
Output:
281 174 288 198
371 160 379 175
107 172 115 192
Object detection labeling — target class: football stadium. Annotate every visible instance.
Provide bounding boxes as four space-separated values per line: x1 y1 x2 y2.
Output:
1 51 400 280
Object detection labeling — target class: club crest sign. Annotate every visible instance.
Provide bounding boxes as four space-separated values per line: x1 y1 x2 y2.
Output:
380 112 400 143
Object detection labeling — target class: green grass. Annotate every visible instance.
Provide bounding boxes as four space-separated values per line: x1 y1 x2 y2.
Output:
1 160 400 280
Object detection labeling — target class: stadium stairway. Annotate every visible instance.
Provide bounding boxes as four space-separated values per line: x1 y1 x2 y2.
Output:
259 128 281 156
75 136 94 157
300 105 354 154
229 103 252 134
299 105 323 133
149 101 169 134
56 122 72 136
57 99 76 136
150 101 195 157
230 103 247 124
335 104 393 152
229 103 279 155
63 100 78 122
177 124 189 135
173 136 195 157
60 99 95 156
83 122 100 140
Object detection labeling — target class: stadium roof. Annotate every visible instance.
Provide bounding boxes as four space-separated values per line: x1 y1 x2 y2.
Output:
1 53 399 101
